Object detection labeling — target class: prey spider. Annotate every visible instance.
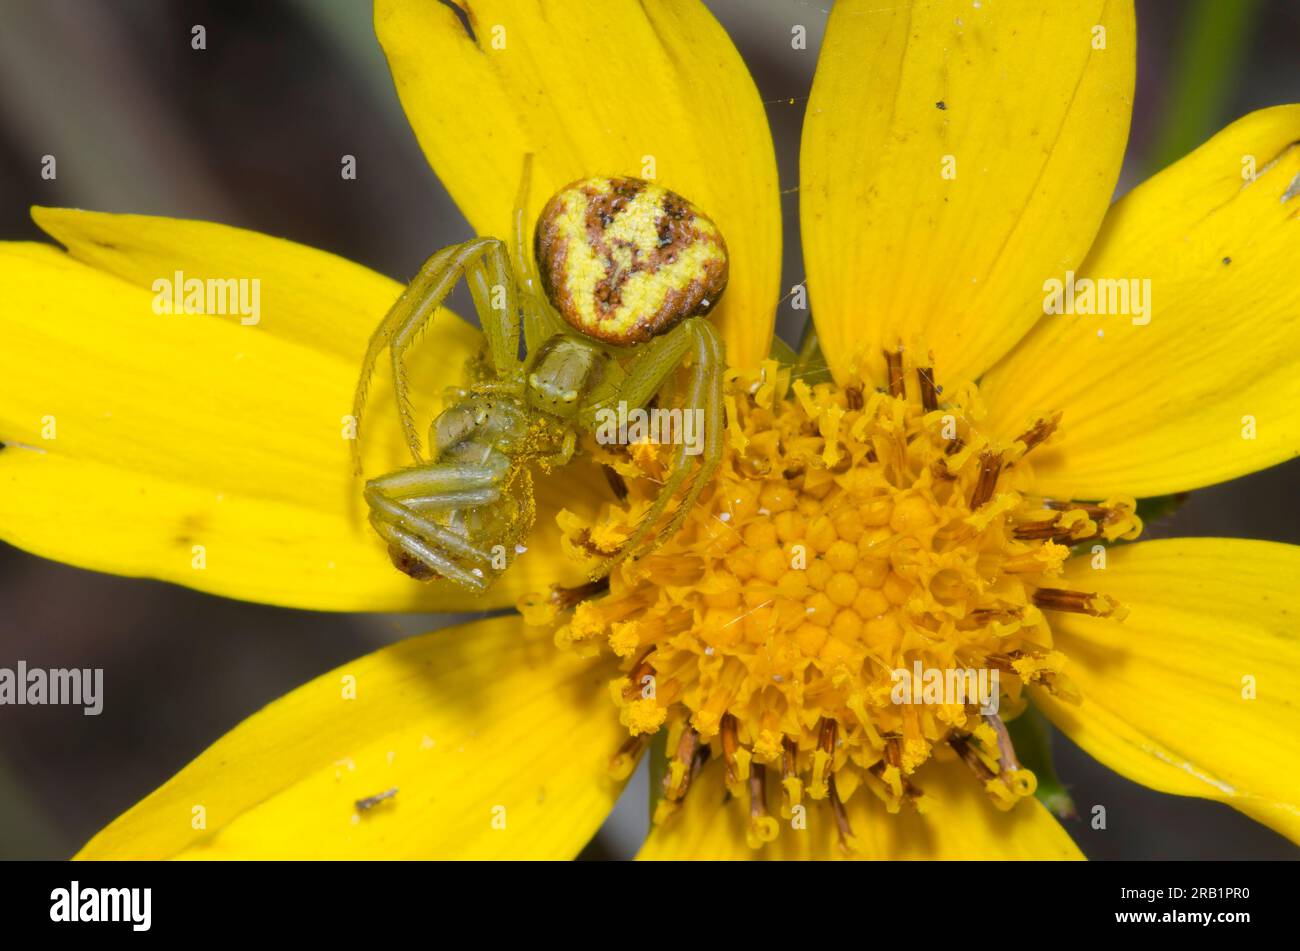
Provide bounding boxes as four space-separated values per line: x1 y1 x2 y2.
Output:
351 162 727 593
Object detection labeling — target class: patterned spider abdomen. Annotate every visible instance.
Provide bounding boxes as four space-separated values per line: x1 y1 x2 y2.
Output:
534 177 728 345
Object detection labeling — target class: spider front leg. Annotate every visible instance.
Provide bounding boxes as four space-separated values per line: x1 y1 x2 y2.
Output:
351 236 521 475
583 316 724 571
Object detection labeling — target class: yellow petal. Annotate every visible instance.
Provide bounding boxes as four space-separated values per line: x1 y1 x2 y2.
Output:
637 758 1081 860
78 616 626 859
1034 538 1300 843
0 218 596 611
801 0 1134 387
374 0 781 368
982 105 1300 498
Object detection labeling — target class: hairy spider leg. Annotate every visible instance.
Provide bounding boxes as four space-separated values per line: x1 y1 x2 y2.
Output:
584 316 724 571
351 237 521 475
511 153 565 356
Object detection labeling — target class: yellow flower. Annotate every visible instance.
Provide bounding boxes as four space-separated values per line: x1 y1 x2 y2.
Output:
3 0 1297 859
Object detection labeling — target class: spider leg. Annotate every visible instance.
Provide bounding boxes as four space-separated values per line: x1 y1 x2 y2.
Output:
367 460 507 509
364 485 495 567
511 153 565 356
351 237 515 475
369 519 486 591
585 317 724 572
364 462 508 589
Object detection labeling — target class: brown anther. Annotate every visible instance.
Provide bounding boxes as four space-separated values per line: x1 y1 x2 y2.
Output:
844 385 864 410
603 465 629 502
1012 516 1098 545
883 347 906 398
571 527 618 557
969 450 1004 510
1032 587 1125 618
749 764 771 824
549 576 611 611
883 736 903 769
608 734 648 774
826 774 858 851
622 648 657 701
664 727 704 801
721 713 741 787
949 733 997 782
818 716 838 755
781 735 798 780
971 606 1025 624
1014 411 1062 454
1045 499 1111 518
1012 516 1064 541
917 365 940 412
944 435 965 457
901 776 926 806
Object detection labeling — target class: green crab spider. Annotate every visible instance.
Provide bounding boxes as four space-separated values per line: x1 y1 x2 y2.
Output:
351 160 729 593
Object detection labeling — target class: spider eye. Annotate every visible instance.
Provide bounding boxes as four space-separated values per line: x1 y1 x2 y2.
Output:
533 177 728 345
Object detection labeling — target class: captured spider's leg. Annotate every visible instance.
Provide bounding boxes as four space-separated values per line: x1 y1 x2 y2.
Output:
351 237 502 475
368 518 486 591
368 458 507 512
367 461 505 498
364 483 494 568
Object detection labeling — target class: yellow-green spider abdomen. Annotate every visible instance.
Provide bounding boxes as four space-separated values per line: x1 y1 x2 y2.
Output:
534 177 728 346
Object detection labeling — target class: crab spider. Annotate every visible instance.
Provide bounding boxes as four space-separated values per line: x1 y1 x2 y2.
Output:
351 161 728 593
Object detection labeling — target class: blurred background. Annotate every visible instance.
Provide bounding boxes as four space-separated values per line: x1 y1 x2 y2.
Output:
0 0 1297 860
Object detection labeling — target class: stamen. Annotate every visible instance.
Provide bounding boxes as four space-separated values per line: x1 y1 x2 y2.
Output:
883 347 905 398
949 733 995 782
747 765 780 847
810 717 837 799
608 735 647 780
844 384 864 410
1013 513 1099 545
664 726 704 802
780 735 803 817
622 649 657 701
516 576 611 625
1013 411 1062 454
971 606 1024 624
551 577 610 610
917 365 939 412
827 774 860 853
1033 586 1127 618
721 713 742 788
969 450 1003 509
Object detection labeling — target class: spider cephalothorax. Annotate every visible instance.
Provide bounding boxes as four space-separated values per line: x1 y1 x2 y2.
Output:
351 162 727 592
